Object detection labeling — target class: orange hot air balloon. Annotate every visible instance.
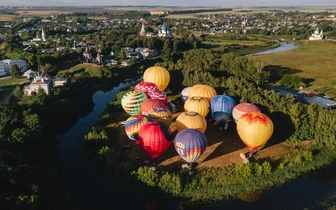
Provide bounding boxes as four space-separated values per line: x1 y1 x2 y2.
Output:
232 103 260 123
188 84 217 102
237 112 274 153
143 66 170 91
184 96 210 117
175 112 207 133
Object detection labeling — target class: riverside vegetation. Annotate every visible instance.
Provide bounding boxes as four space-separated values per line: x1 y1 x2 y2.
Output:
84 47 336 204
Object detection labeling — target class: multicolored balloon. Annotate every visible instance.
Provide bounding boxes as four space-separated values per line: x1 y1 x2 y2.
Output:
165 102 178 114
134 82 159 98
122 115 151 141
148 90 168 105
232 103 260 123
121 91 148 115
175 111 207 133
181 87 192 102
188 84 217 102
148 107 172 126
237 112 274 152
143 66 170 91
138 121 172 159
174 129 207 163
140 99 165 116
184 96 210 117
210 95 236 125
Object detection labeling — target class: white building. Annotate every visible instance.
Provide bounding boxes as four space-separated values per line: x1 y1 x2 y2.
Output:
140 22 146 36
24 73 52 95
0 59 27 76
158 22 171 38
309 28 323 40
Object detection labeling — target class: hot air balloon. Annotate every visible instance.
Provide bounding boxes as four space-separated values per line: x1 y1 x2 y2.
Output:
181 87 192 102
148 90 168 105
210 95 236 126
237 112 274 153
188 84 217 102
184 96 210 117
134 82 159 98
140 99 165 116
232 103 260 123
165 102 178 114
175 112 207 133
122 115 152 141
143 66 170 91
174 129 207 163
138 121 172 159
121 91 148 115
148 107 172 126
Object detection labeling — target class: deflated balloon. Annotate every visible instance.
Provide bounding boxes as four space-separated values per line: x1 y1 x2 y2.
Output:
237 112 274 152
174 129 207 163
138 121 172 159
143 66 170 91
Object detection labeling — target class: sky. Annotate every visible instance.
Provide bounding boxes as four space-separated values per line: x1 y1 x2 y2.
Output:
1 0 336 7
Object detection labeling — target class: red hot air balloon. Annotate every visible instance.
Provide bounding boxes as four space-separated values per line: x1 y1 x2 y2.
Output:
140 99 165 116
138 122 172 159
148 90 168 105
134 82 159 98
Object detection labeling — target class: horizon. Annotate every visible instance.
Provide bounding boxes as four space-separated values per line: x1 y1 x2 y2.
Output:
1 0 336 7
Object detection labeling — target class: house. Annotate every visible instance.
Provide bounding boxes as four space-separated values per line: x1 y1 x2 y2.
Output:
309 28 323 40
22 70 37 78
53 78 68 87
24 73 52 95
0 59 27 76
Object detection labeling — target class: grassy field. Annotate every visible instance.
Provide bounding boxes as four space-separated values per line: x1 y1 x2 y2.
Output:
0 14 18 21
203 40 268 47
249 40 336 97
0 77 29 88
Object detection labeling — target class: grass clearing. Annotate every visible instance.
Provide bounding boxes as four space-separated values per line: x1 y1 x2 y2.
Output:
0 14 17 21
249 40 336 97
0 77 29 88
203 40 268 47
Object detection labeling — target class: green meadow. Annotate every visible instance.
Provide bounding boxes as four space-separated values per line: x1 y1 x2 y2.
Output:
249 40 336 97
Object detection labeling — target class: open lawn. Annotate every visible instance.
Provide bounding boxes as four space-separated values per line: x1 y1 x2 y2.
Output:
0 77 29 88
203 40 268 47
249 40 336 97
0 14 17 21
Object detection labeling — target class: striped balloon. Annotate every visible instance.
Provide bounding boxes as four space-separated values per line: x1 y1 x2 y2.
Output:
134 82 159 98
174 129 207 163
184 96 210 117
122 115 151 141
121 91 148 115
175 112 207 133
232 103 260 123
210 95 236 125
188 84 217 102
148 107 172 126
148 90 168 105
181 87 192 102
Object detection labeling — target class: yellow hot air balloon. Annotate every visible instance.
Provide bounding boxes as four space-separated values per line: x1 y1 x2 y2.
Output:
143 66 170 91
188 84 217 102
175 112 207 133
184 96 210 117
237 112 274 153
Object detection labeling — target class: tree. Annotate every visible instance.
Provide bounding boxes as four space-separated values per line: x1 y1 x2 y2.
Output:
10 64 21 78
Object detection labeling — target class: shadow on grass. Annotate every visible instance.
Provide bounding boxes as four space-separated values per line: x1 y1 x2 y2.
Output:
264 65 302 82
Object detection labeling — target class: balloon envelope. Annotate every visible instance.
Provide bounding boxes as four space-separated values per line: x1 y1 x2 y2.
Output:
140 99 165 116
138 121 172 159
143 66 170 91
181 87 192 102
121 91 148 115
165 102 178 114
237 112 274 152
134 82 159 97
210 95 236 117
148 107 172 126
188 84 217 102
232 103 260 123
175 112 207 133
184 96 210 117
122 115 152 141
148 90 168 105
174 129 207 163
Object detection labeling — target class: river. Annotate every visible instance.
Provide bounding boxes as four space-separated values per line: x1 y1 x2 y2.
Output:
247 40 298 56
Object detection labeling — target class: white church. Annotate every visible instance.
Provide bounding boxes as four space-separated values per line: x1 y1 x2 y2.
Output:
309 28 323 40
